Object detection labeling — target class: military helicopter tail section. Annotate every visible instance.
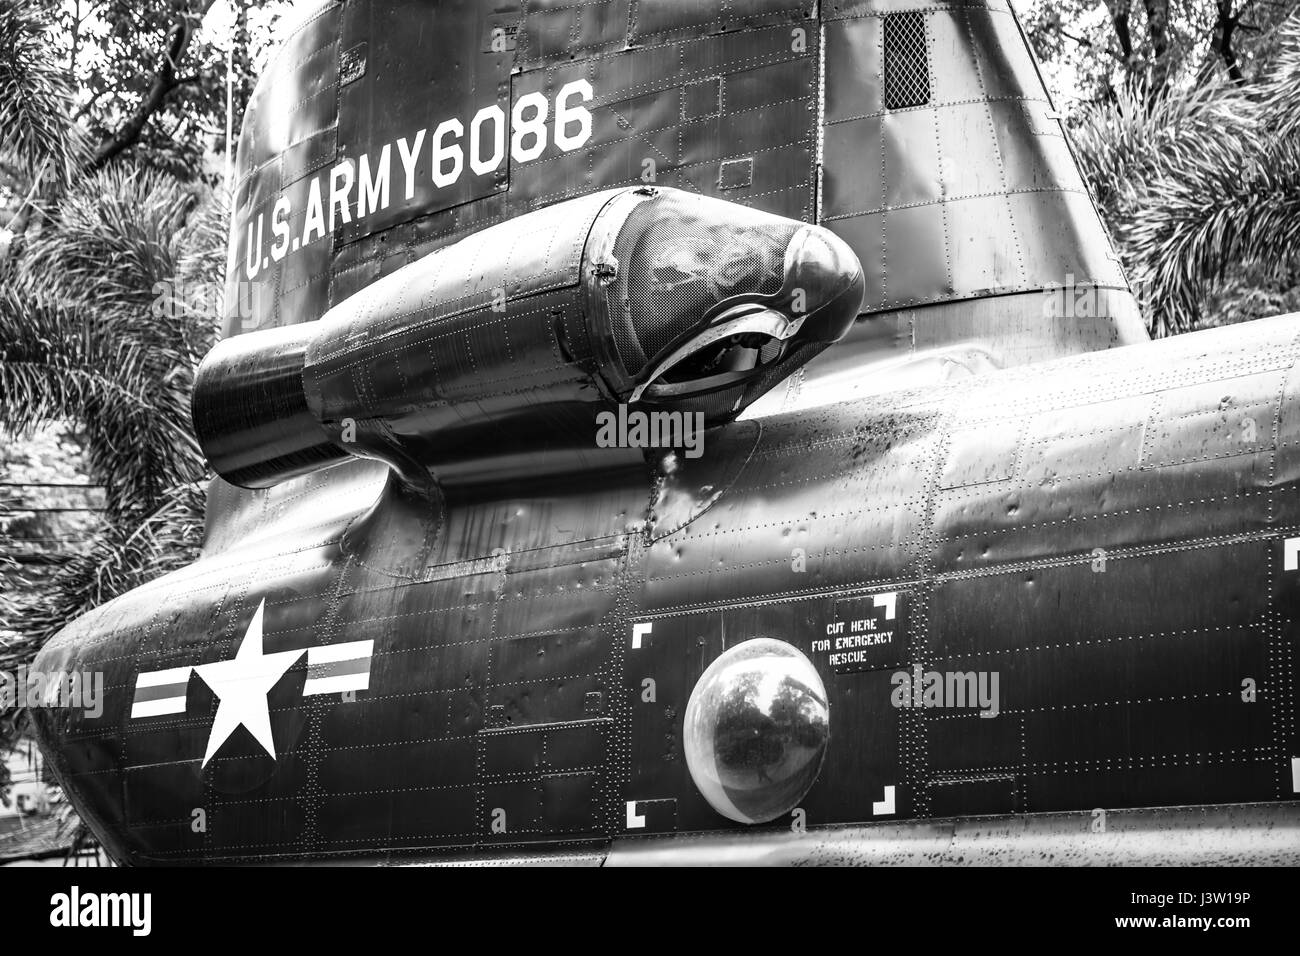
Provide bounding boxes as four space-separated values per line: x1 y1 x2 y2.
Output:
26 0 1300 865
227 0 1143 366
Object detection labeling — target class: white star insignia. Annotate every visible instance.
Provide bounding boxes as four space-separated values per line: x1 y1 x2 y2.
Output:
129 600 377 768
193 600 303 768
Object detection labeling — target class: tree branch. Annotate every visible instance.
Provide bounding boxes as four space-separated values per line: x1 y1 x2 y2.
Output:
1140 0 1172 99
1105 0 1136 63
1214 0 1247 83
86 2 217 171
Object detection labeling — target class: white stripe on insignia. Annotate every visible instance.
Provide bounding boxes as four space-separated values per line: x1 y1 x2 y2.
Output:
302 640 374 696
130 640 375 719
135 666 193 688
130 666 193 718
131 697 190 719
306 640 375 666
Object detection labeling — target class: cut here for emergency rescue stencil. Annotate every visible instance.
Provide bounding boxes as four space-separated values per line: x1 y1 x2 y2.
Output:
241 80 594 280
810 591 899 672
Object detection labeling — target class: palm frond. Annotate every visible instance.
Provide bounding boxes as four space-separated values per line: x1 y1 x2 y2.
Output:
0 3 85 184
1073 76 1256 223
0 286 205 520
0 482 207 668
1262 14 1300 141
1127 134 1300 333
1073 14 1300 335
20 166 197 329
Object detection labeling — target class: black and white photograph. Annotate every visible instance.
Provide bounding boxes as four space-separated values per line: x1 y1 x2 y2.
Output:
0 0 1296 934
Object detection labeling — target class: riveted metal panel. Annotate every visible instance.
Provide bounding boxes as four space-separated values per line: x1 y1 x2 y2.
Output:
820 0 1140 349
336 0 512 242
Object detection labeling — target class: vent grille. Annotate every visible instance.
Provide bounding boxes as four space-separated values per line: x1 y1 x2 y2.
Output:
883 12 931 110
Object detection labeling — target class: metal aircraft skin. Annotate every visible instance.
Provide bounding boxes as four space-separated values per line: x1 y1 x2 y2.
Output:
28 0 1300 865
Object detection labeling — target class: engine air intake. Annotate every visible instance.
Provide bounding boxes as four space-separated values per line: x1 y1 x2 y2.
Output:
193 187 865 489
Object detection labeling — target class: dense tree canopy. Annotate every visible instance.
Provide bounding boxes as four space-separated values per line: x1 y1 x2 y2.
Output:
1025 0 1300 101
1038 3 1300 332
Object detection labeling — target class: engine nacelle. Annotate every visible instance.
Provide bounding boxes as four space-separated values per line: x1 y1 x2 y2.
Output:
193 186 865 489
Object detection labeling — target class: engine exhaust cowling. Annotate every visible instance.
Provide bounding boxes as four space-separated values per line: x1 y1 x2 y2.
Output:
193 187 865 489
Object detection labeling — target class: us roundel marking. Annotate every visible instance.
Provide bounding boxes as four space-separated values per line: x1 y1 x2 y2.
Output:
129 599 375 769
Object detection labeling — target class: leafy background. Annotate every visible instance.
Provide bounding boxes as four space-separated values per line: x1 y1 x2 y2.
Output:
0 1 289 848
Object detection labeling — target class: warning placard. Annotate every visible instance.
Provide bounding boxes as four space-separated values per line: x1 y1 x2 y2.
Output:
809 592 905 673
